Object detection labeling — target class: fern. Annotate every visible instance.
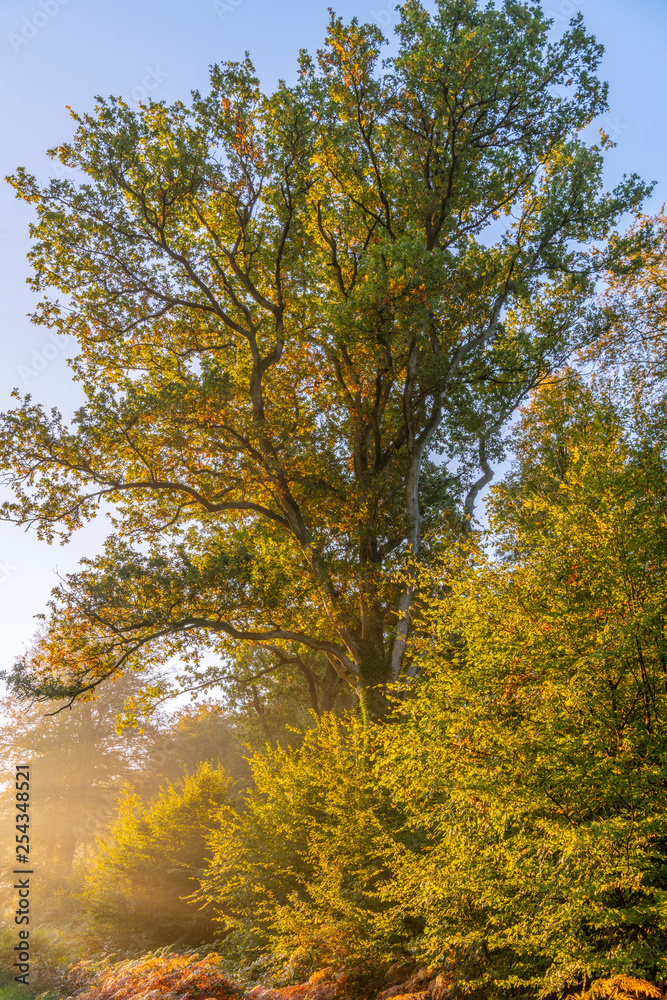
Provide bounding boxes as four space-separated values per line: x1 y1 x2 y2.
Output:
575 976 663 1000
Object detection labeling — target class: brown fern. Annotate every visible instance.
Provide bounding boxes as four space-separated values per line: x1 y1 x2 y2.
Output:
574 976 662 1000
64 950 241 1000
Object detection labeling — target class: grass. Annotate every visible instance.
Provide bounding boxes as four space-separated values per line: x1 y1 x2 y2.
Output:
0 983 30 999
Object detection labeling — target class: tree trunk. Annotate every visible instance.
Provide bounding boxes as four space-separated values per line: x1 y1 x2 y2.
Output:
357 635 391 723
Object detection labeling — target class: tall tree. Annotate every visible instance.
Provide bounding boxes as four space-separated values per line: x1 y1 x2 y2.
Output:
0 1 647 718
583 210 667 390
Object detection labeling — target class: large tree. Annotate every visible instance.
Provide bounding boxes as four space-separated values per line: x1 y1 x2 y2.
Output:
0 0 647 718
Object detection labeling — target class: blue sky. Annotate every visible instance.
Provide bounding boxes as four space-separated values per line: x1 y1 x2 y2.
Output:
0 0 665 671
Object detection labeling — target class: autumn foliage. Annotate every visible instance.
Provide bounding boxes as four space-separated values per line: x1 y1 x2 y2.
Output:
0 0 648 722
2 0 667 997
65 951 241 1000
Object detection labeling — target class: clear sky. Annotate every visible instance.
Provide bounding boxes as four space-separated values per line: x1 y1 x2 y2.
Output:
0 0 665 673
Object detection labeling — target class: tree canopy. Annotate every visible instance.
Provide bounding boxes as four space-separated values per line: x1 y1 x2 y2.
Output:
0 0 648 718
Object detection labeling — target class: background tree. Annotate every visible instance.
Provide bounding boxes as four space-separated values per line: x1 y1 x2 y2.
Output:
143 700 251 786
0 682 247 934
0 0 648 719
0 670 162 876
583 211 667 389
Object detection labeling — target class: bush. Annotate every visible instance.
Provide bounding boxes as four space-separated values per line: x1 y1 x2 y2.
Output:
83 762 232 949
200 713 413 978
380 379 667 994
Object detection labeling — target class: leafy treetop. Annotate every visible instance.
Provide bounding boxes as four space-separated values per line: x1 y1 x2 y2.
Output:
0 0 648 719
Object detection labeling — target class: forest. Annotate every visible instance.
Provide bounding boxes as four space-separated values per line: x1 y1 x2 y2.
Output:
1 1 667 999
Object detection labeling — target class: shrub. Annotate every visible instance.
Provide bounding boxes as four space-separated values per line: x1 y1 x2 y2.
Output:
379 380 667 994
83 762 232 949
200 714 412 977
